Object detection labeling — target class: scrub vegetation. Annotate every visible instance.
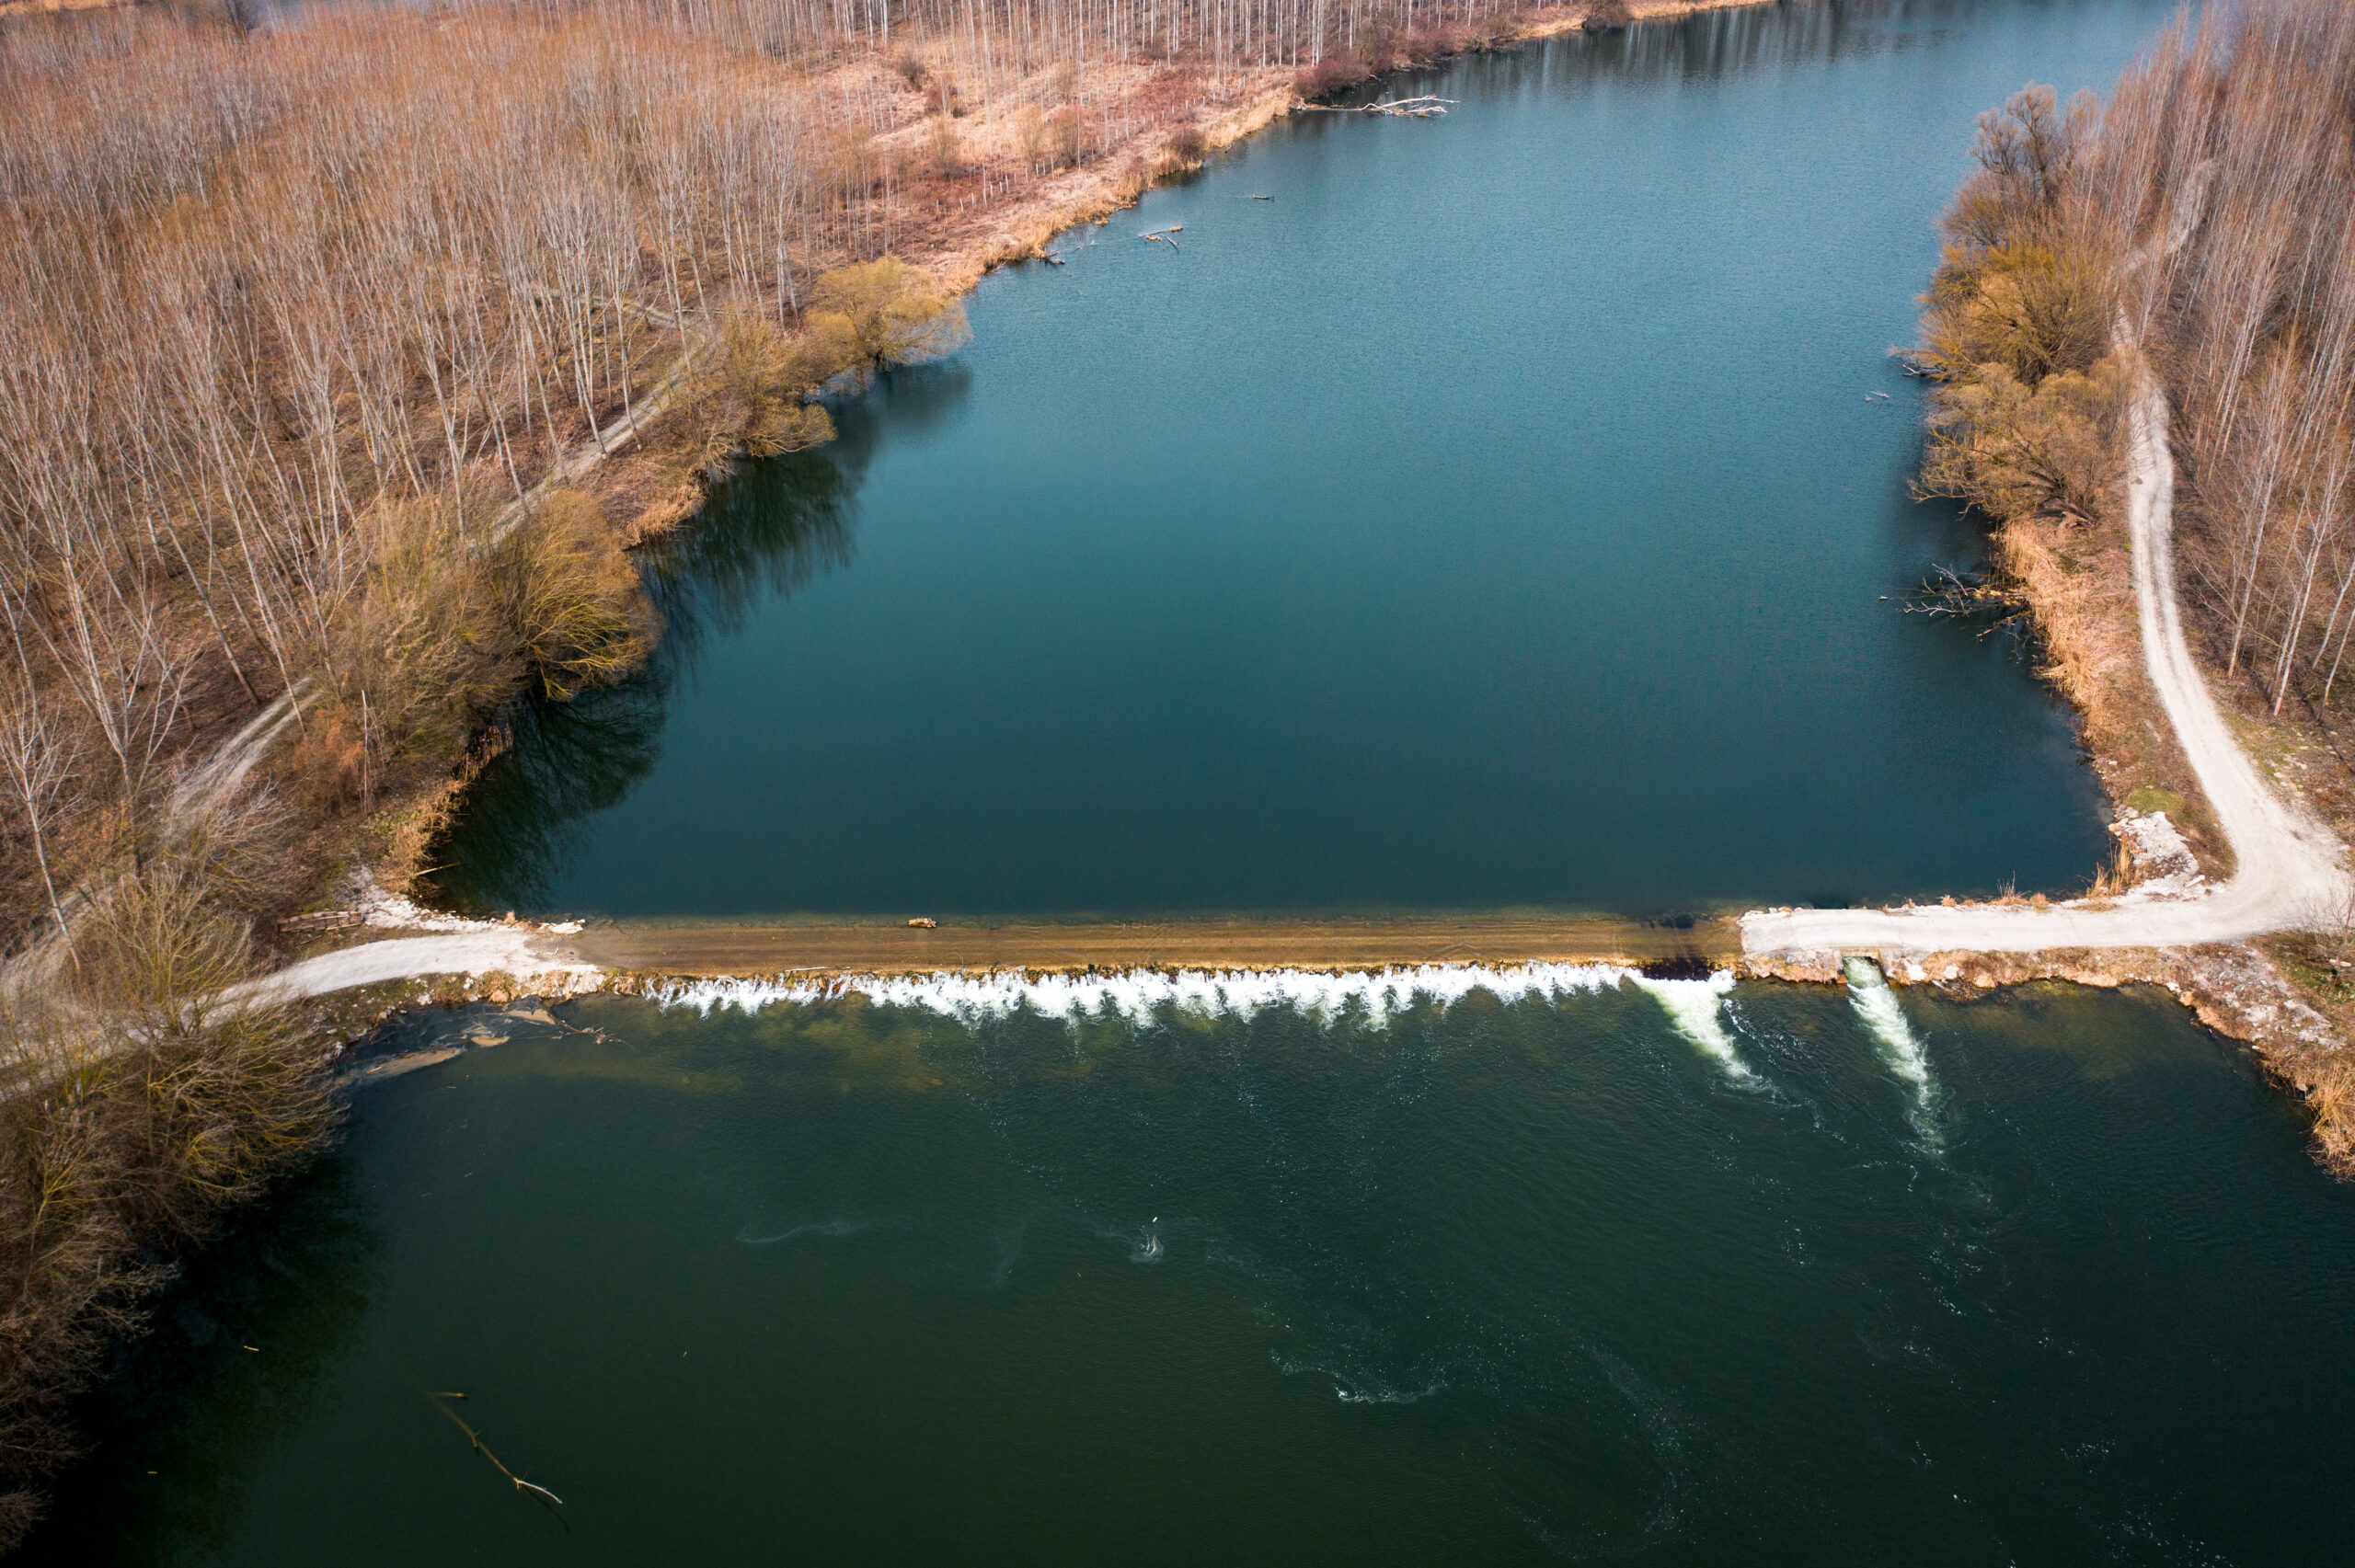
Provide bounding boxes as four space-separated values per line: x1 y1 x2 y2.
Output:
0 809 333 1546
1917 0 2355 1156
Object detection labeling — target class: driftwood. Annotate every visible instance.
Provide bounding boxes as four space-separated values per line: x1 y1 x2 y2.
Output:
1143 224 1184 248
1889 346 1948 379
1297 96 1455 118
430 1392 569 1520
1894 566 2029 636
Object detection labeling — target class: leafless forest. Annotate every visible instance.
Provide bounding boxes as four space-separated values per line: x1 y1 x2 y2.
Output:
1923 0 2355 723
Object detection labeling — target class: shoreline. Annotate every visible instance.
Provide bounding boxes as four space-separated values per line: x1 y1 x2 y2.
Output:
328 0 1779 911
241 0 2347 1172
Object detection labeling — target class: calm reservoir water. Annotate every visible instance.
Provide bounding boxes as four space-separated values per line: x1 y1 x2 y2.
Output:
43 5 2355 1566
435 0 2155 922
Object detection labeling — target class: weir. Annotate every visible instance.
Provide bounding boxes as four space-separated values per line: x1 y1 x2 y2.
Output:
647 954 1753 1076
571 913 1739 977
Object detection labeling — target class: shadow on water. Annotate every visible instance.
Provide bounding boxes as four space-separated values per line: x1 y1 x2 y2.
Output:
14 1157 379 1567
427 362 974 913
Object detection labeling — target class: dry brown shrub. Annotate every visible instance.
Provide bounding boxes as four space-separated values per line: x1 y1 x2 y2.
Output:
2302 1052 2355 1172
675 306 844 483
1924 235 2116 385
1943 85 2097 251
928 109 962 176
325 496 515 790
495 491 661 702
0 827 337 1551
1920 354 2127 524
808 258 971 373
1293 52 1373 99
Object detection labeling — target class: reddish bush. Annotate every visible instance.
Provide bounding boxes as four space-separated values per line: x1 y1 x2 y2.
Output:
1292 52 1373 99
1400 27 1465 64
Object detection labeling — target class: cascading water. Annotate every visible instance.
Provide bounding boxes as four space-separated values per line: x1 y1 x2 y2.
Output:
1844 956 1937 1138
650 961 1752 1078
1629 971 1751 1081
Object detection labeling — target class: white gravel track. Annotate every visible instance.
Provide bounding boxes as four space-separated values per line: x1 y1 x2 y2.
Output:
1742 362 2351 963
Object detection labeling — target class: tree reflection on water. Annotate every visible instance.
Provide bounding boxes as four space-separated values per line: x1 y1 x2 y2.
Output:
427 361 973 914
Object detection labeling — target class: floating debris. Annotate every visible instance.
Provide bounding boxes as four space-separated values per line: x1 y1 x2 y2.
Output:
907 917 938 929
1301 96 1456 118
429 1392 567 1520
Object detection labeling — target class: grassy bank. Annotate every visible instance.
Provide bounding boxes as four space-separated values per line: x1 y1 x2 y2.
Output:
1912 0 2355 1165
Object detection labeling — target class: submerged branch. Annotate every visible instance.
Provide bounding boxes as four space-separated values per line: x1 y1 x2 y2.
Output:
429 1392 569 1519
1298 96 1456 117
1897 566 2031 636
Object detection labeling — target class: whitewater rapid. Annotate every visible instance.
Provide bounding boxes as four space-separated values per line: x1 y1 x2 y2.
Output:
649 961 1754 1077
1844 957 1937 1136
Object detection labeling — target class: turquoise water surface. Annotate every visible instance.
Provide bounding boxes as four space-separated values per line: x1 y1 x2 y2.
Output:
435 0 2153 922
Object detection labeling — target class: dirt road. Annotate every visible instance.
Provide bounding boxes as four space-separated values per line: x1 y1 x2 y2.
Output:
1741 361 2350 963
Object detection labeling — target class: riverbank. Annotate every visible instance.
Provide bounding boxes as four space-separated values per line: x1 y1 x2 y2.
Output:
332 0 1780 919
1757 32 2355 1169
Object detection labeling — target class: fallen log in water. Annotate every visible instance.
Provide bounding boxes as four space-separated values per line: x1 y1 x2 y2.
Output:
1297 96 1456 117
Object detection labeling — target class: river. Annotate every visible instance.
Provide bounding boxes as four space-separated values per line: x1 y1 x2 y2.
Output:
432 0 2143 924
33 3 2355 1564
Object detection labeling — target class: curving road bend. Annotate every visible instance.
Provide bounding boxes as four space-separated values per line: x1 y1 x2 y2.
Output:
1741 362 2351 963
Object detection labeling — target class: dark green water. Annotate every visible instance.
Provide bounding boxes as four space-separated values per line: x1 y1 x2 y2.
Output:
434 0 2159 923
29 976 2355 1564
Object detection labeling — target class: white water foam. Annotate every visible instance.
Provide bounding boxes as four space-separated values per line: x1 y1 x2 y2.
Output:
1844 957 1937 1136
1628 971 1750 1080
649 961 1751 1078
652 961 1638 1026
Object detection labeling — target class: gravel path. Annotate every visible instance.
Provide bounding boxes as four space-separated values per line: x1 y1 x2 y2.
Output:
1741 361 2351 963
234 927 597 1005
